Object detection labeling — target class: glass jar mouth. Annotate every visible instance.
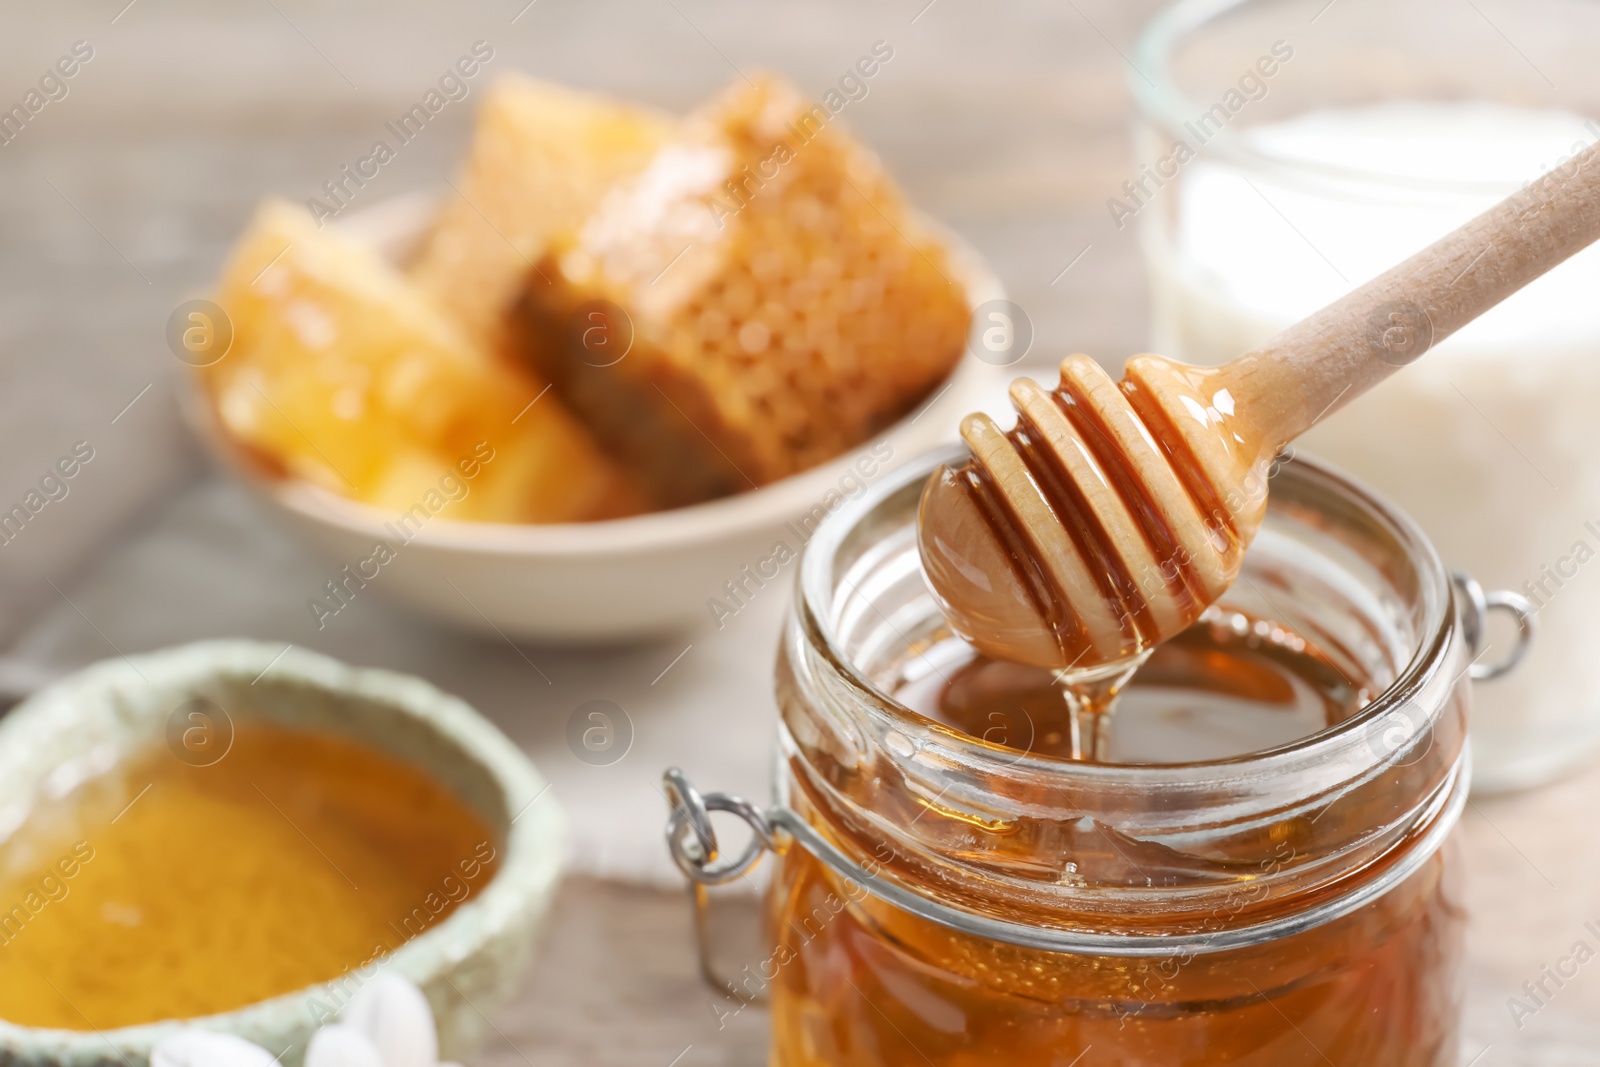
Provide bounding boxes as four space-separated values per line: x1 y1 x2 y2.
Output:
796 443 1456 789
1130 0 1565 198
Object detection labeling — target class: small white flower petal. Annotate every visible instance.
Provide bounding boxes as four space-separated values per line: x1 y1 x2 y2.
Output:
151 1031 279 1067
305 1024 385 1067
341 973 439 1067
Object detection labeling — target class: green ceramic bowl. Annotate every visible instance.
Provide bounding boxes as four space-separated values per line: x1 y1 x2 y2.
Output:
0 641 564 1066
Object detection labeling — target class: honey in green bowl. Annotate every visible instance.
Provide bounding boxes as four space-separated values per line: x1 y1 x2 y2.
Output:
0 721 500 1030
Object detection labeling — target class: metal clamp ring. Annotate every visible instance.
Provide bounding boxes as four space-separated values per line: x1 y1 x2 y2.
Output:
660 763 1470 958
1452 571 1536 682
663 768 776 885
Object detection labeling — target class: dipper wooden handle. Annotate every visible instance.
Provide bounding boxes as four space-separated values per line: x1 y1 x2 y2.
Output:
921 141 1600 670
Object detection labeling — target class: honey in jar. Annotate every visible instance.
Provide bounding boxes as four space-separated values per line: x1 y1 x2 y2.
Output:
753 448 1480 1066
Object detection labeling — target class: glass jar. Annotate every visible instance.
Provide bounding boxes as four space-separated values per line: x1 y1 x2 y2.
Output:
1129 0 1600 791
665 446 1531 1066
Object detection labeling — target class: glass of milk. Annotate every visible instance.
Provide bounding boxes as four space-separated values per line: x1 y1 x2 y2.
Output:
1130 0 1600 791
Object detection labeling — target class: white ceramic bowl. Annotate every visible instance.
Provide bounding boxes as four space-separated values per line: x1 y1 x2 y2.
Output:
0 641 562 1067
189 194 1007 642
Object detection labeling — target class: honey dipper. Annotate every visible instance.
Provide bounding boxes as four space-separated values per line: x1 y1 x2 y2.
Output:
921 143 1600 671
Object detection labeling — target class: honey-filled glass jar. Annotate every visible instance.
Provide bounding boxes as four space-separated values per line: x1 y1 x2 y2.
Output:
665 446 1532 1066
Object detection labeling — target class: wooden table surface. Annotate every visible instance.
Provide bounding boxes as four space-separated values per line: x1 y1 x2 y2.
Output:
2 1 1597 1063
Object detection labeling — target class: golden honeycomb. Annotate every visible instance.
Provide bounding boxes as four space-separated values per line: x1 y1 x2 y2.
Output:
513 75 972 509
409 75 672 354
201 200 643 523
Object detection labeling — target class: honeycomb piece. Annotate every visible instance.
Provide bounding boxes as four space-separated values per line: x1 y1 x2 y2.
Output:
409 75 672 353
200 200 644 523
513 75 972 509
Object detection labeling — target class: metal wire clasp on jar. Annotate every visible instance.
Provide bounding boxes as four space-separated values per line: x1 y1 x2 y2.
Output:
663 447 1532 1067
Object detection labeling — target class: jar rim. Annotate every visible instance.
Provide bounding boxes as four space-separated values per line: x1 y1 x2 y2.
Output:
797 443 1456 787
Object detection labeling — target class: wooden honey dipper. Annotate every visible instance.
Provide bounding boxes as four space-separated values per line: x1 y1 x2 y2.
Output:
920 142 1600 671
